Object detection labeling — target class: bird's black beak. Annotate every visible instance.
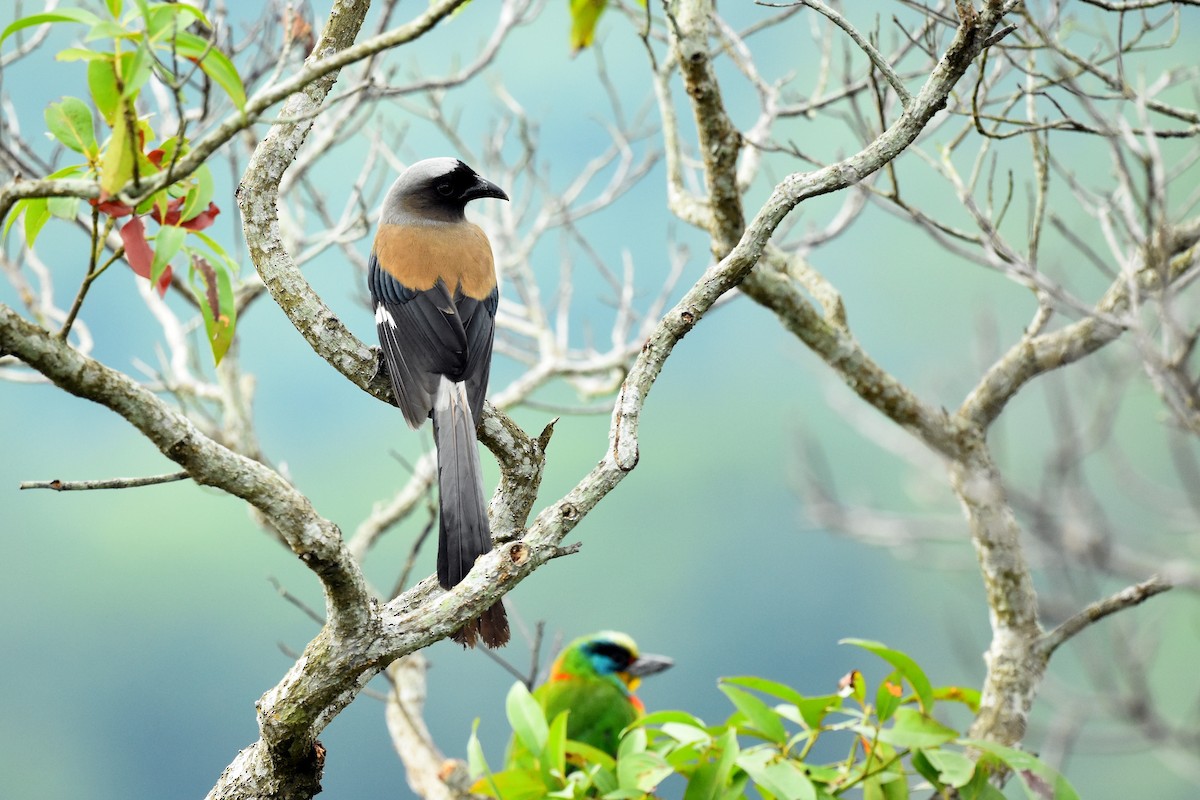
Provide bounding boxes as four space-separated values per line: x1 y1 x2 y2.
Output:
626 653 673 678
464 176 509 202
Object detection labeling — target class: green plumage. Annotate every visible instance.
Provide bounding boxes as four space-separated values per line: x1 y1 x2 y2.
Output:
537 658 640 755
508 631 673 765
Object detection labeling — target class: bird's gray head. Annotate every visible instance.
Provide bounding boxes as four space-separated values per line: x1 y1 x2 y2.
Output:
382 157 508 224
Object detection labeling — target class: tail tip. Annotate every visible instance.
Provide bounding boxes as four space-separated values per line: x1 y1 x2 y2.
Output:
451 601 510 649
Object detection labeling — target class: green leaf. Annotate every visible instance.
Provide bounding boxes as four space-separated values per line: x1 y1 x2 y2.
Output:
119 43 153 100
874 671 904 723
569 0 607 54
722 676 808 708
616 750 672 793
106 0 123 17
920 748 975 788
175 31 246 110
589 761 619 795
958 762 1008 800
57 47 107 62
2 199 26 242
840 639 934 713
145 3 181 40
720 683 788 744
22 197 51 245
45 98 98 157
910 749 942 789
709 727 741 796
737 749 816 800
542 711 568 784
186 230 237 272
961 740 1080 800
88 57 122 126
722 773 753 800
793 694 842 730
660 722 711 746
684 759 721 800
47 196 81 220
881 770 909 800
676 727 739 800
471 768 547 800
768 695 844 734
99 115 135 197
82 20 130 41
663 739 704 771
563 739 615 771
506 682 549 757
131 118 160 183
864 771 909 800
636 709 709 730
617 724 647 759
181 165 214 222
144 2 206 41
151 223 186 284
3 198 49 245
1 9 104 46
933 685 982 713
466 719 491 780
874 708 957 749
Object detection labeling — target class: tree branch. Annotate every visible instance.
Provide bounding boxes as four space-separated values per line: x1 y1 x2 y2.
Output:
18 470 191 491
1037 576 1172 660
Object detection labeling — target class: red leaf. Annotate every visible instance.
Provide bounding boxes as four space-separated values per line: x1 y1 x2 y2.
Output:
147 148 164 167
181 202 220 231
120 216 153 278
155 264 173 297
92 198 135 217
150 197 186 226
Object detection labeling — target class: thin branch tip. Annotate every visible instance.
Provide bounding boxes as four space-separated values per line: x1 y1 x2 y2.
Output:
1038 575 1173 658
18 470 192 491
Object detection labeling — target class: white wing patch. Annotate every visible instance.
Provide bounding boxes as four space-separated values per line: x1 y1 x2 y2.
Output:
375 303 396 328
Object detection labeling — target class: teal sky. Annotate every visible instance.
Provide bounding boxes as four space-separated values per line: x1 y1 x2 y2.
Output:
2 2 1199 798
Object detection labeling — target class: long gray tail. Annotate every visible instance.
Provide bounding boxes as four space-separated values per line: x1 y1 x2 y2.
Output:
431 377 509 648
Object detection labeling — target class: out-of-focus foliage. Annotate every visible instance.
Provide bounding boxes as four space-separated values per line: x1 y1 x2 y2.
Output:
469 641 1076 800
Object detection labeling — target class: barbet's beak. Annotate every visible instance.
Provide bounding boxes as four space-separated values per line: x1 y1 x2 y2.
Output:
626 653 674 678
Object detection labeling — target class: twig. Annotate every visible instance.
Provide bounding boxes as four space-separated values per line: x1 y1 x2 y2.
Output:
757 0 913 109
1037 576 1172 659
477 640 536 686
19 470 191 491
268 577 326 626
391 511 437 600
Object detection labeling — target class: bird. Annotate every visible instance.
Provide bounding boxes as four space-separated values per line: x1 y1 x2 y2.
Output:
521 631 673 760
368 157 510 648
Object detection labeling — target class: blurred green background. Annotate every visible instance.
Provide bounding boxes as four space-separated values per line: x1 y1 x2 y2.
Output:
2 2 1198 798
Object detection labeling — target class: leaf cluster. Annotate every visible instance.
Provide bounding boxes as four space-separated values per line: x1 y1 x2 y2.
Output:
1 0 246 363
469 640 1078 800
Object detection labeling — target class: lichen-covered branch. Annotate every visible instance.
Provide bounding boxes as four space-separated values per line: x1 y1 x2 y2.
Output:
658 0 1114 763
0 304 370 626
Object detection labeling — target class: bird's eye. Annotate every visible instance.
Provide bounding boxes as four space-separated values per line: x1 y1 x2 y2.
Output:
436 182 453 197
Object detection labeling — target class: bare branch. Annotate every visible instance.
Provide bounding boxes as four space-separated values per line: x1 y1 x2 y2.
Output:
1037 575 1173 659
758 1 913 108
18 470 191 491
